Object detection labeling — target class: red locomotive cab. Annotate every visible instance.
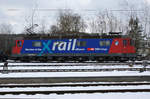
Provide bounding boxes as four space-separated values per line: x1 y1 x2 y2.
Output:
12 40 24 54
109 38 136 54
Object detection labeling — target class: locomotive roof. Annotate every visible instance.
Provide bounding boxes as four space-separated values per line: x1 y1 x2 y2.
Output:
0 32 130 40
23 33 129 40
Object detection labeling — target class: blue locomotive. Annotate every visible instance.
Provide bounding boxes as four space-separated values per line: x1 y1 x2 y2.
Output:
11 38 136 62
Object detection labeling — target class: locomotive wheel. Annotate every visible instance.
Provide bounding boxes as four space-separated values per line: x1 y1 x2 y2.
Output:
20 57 30 62
78 57 84 62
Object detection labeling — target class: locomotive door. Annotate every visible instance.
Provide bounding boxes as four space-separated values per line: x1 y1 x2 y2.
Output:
122 39 129 53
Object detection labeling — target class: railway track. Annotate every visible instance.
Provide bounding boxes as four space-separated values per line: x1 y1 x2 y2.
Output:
0 61 147 67
0 68 150 73
0 61 149 95
0 62 128 67
0 82 150 95
0 76 150 84
1 82 150 88
0 89 150 95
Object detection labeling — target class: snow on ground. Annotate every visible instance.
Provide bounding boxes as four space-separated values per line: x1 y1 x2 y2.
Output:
0 62 148 70
0 62 142 66
0 71 150 78
1 85 150 92
0 65 148 70
0 92 150 99
0 62 150 98
2 82 149 85
0 62 101 66
0 62 149 78
0 61 148 69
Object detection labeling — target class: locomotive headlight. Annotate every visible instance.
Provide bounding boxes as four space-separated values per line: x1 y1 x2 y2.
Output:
115 41 119 46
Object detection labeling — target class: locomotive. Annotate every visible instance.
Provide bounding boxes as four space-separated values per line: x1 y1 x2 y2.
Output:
11 33 136 62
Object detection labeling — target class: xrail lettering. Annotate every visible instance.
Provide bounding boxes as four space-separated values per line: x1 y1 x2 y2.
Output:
52 39 77 51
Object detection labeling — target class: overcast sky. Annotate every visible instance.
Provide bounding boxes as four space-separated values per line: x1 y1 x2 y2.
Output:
0 0 150 33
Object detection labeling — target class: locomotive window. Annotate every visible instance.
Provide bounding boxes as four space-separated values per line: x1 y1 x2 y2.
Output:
106 41 110 46
100 41 104 46
100 41 110 46
32 41 42 47
123 40 127 46
77 41 86 47
17 41 22 47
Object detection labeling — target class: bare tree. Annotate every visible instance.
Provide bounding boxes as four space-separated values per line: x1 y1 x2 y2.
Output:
53 10 87 33
139 1 150 37
118 0 142 34
0 23 13 34
49 25 59 34
89 11 107 34
89 10 122 34
128 17 143 49
96 11 106 33
89 17 97 33
105 11 119 32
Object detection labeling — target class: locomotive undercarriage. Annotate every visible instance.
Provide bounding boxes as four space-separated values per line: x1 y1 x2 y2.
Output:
11 53 136 62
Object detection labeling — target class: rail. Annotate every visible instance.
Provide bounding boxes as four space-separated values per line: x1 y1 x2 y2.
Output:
0 82 150 95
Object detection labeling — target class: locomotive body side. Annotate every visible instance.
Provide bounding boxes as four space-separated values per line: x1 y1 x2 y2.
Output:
11 38 136 62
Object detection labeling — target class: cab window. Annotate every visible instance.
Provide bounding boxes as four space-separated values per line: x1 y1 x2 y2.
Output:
123 40 127 46
32 41 42 47
17 40 22 47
